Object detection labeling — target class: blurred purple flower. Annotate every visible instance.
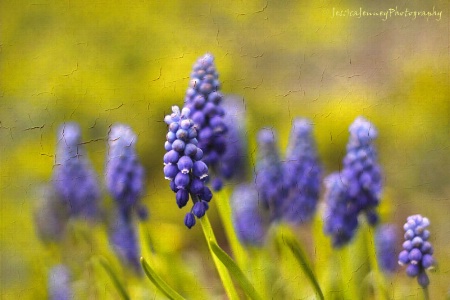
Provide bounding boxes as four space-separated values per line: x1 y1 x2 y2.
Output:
254 128 285 220
48 264 72 300
218 96 248 182
231 184 268 246
376 224 398 274
323 173 359 247
106 124 147 220
341 117 382 225
282 119 321 224
53 123 100 220
109 209 141 273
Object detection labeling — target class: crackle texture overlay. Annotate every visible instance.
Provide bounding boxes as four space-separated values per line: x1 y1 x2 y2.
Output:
1 1 448 298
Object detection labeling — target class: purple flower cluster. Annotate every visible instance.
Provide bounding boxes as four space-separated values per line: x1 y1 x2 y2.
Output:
106 124 147 219
341 117 382 225
231 184 268 246
282 119 321 224
109 209 141 273
184 54 227 191
218 97 248 182
53 123 100 219
375 224 398 274
398 215 435 287
48 264 72 300
164 106 213 228
323 173 359 247
254 129 285 219
323 117 382 247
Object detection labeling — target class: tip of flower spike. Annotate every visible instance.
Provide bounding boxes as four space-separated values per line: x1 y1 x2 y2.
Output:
349 116 378 142
172 106 180 115
257 128 276 145
292 118 312 135
58 122 81 146
108 124 137 149
200 53 214 64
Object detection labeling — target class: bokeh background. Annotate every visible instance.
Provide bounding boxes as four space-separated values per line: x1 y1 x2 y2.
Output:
1 0 449 298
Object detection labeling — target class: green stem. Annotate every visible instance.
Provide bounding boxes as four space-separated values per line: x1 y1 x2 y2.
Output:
97 257 130 300
141 257 185 300
247 248 269 298
276 225 324 300
209 240 263 300
422 286 430 300
198 214 240 300
341 246 360 300
214 187 248 267
364 223 390 300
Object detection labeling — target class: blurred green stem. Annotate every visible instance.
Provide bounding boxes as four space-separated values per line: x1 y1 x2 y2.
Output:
423 287 430 300
276 225 324 300
98 257 130 300
214 187 248 267
364 223 389 300
247 248 269 298
340 246 360 300
198 212 240 300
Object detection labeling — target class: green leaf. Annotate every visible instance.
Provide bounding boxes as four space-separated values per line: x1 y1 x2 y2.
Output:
276 226 324 300
97 257 130 300
197 200 240 300
209 240 263 300
141 257 185 300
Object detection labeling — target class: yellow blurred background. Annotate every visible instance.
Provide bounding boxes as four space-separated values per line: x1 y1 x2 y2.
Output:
1 0 449 298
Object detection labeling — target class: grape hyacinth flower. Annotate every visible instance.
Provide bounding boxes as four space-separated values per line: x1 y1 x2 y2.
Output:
323 173 359 248
282 119 321 224
219 96 248 182
164 106 213 228
48 264 73 300
184 53 227 191
376 224 398 274
398 215 435 287
109 209 141 273
254 128 285 219
341 117 382 225
231 184 268 246
106 124 147 219
53 123 100 219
